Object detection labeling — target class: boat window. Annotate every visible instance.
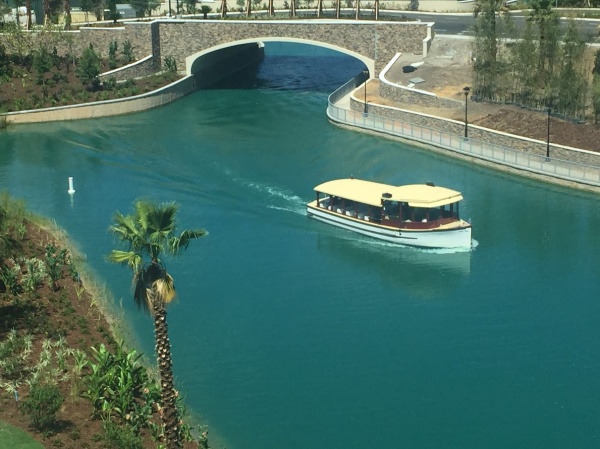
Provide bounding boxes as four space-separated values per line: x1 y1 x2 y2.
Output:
383 200 400 219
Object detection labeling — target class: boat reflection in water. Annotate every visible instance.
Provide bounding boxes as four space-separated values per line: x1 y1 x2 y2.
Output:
314 232 473 300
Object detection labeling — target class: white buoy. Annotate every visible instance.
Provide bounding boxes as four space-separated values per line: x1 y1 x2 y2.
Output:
68 177 76 195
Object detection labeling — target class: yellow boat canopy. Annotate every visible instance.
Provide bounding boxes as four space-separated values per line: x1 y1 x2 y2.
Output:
314 178 463 208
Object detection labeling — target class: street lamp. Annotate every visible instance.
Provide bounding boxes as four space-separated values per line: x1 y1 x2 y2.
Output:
463 86 470 139
546 106 551 160
363 70 369 116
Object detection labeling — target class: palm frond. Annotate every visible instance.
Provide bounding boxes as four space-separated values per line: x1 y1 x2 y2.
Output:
133 272 151 312
107 250 142 271
154 274 176 304
168 229 208 255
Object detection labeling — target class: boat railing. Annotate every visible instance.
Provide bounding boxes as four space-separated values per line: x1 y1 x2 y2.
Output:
326 92 600 188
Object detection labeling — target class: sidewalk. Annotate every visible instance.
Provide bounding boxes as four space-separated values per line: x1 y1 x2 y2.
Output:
329 87 600 193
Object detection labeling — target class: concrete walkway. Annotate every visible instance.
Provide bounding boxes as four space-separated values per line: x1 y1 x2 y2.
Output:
329 88 600 193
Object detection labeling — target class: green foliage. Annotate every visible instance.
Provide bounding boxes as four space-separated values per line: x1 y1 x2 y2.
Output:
473 0 591 121
108 41 118 70
593 49 600 78
185 0 198 13
1 260 21 295
45 243 69 290
101 421 143 449
21 382 64 430
22 257 47 292
0 330 33 390
83 341 157 431
130 0 160 17
592 78 600 124
200 4 212 18
0 41 13 81
106 0 120 22
121 40 134 64
164 56 177 73
32 45 54 86
76 44 101 90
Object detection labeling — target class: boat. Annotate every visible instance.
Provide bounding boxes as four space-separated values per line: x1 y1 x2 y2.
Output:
306 178 472 249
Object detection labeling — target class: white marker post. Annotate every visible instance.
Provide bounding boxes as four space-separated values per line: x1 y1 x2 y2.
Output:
68 177 76 195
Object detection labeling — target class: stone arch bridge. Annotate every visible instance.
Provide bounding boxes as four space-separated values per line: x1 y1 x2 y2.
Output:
152 19 433 78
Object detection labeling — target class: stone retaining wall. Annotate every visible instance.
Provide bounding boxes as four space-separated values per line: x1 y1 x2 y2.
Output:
379 80 462 109
349 97 600 167
1 23 152 61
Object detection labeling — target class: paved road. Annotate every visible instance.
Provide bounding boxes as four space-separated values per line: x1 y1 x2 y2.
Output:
386 10 600 39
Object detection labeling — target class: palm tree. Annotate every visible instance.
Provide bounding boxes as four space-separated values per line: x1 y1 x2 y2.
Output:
107 200 208 449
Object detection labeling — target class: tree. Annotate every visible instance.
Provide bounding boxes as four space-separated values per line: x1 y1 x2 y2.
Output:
107 200 207 449
472 0 512 100
130 0 160 17
554 19 587 119
64 0 71 29
79 0 92 21
508 20 538 106
593 48 600 78
76 43 101 90
184 0 198 14
592 78 600 124
527 0 559 87
199 4 211 17
0 41 12 80
32 44 53 95
106 0 119 22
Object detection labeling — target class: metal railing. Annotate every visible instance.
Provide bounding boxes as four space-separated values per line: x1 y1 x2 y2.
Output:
327 92 600 188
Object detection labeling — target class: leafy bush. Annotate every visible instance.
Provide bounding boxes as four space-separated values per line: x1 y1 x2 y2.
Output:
21 382 64 430
108 41 118 70
76 44 101 91
122 40 134 64
101 421 143 449
164 56 177 73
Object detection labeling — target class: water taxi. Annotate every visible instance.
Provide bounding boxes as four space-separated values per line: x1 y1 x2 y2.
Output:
306 178 472 249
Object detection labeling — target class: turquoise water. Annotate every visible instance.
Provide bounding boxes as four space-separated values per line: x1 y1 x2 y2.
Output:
2 44 600 449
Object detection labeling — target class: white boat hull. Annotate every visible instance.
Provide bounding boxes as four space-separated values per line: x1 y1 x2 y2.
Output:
307 205 472 249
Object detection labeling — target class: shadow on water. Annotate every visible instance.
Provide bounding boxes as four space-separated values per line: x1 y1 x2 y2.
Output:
204 42 366 92
313 232 472 300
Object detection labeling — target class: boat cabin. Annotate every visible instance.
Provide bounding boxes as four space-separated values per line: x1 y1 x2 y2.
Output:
313 179 464 230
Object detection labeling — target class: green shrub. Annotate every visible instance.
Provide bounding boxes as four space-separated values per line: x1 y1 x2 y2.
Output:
164 56 177 73
21 383 64 430
121 40 134 64
101 421 143 449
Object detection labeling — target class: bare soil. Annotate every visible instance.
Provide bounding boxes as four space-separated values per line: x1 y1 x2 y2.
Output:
0 220 199 449
374 37 600 153
0 57 179 113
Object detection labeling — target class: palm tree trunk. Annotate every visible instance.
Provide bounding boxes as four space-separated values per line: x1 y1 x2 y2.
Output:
26 0 32 29
64 0 71 30
150 289 182 449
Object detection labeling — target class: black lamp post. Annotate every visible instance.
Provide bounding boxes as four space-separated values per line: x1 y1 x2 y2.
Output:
463 86 470 139
168 0 172 16
363 70 369 115
546 106 551 160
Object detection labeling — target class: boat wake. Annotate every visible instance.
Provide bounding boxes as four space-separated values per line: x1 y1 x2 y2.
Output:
221 167 306 215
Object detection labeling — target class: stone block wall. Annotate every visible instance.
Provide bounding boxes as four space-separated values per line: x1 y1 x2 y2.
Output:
157 20 431 76
1 22 152 61
379 80 462 109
